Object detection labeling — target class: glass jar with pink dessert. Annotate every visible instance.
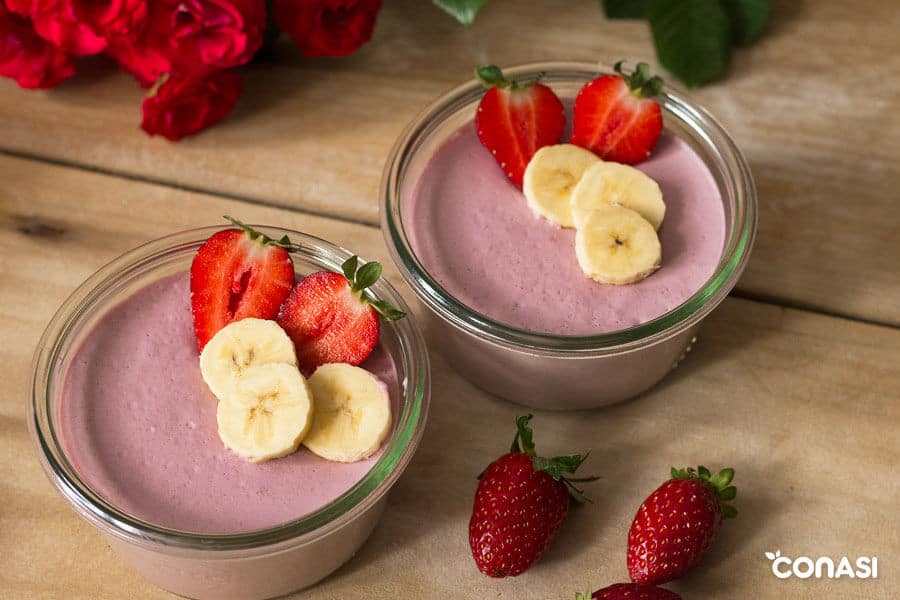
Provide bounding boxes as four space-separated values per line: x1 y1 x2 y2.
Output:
381 61 756 410
29 225 430 600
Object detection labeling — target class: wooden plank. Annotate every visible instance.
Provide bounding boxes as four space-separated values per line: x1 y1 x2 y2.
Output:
1 156 897 598
0 1 898 325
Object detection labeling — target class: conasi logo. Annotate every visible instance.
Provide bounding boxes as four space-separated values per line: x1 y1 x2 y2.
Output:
765 550 878 580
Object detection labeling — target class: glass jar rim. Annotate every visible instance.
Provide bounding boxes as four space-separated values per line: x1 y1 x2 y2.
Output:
28 225 430 555
380 60 757 356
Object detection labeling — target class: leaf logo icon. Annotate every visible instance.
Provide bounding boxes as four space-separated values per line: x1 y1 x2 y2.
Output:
765 550 781 560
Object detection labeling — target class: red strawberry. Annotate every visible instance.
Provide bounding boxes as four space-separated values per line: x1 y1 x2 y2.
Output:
571 62 664 165
190 217 295 351
577 583 682 600
469 415 598 578
276 255 405 373
474 64 565 187
628 466 737 585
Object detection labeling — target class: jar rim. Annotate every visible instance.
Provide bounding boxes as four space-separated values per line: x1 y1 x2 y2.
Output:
28 226 430 555
380 60 757 355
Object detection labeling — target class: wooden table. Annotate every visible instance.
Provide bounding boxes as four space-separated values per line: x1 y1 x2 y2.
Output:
1 1 897 598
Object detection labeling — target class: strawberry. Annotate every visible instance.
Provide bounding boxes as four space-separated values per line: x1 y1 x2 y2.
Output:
577 583 682 600
469 415 598 578
276 255 405 373
474 64 565 187
571 61 664 165
628 466 737 585
190 217 295 351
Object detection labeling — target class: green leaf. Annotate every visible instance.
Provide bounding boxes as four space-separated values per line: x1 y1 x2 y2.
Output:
721 0 770 45
647 0 731 87
433 0 488 27
475 64 506 88
720 485 737 501
602 0 648 18
723 504 738 518
711 467 736 488
341 255 359 282
698 465 711 479
354 261 382 291
511 415 535 454
369 299 407 321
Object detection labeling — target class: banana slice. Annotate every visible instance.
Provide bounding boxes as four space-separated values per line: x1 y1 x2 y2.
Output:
303 363 392 463
523 144 601 227
200 318 297 402
217 362 314 462
571 161 665 230
575 204 661 285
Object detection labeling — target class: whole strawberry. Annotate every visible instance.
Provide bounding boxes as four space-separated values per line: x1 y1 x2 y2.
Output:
469 415 598 577
628 466 737 585
577 582 682 599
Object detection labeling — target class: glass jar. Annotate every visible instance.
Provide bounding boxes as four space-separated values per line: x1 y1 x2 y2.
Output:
381 61 756 410
29 226 430 599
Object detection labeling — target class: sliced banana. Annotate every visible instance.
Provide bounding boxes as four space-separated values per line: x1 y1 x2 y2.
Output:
200 318 297 402
217 362 314 463
303 363 392 463
571 161 665 230
575 204 661 285
523 144 601 227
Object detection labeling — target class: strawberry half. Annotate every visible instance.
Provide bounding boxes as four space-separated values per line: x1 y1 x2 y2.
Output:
627 466 737 585
469 415 599 578
571 62 664 165
190 217 295 351
276 256 405 373
475 64 565 187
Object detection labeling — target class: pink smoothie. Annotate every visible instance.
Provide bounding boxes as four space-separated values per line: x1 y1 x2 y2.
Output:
404 125 726 335
60 272 398 534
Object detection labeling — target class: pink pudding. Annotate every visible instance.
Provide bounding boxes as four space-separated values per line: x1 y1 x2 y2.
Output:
404 124 726 335
59 271 399 534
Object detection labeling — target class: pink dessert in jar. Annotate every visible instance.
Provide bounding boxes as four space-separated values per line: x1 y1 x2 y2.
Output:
381 62 756 409
29 226 430 600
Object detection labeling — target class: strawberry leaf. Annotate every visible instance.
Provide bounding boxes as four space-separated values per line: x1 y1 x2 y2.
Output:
721 0 770 45
602 0 648 18
433 0 488 27
354 261 382 292
647 0 731 87
369 299 407 321
341 255 359 282
511 414 535 454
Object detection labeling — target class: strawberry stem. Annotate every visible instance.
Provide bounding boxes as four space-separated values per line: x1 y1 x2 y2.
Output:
671 465 738 518
614 61 664 98
224 215 305 252
510 415 600 503
475 64 545 91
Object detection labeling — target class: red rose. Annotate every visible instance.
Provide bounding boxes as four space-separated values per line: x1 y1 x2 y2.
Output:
167 0 265 75
17 0 106 55
74 0 148 38
274 0 381 57
141 70 242 141
106 0 169 87
0 2 75 88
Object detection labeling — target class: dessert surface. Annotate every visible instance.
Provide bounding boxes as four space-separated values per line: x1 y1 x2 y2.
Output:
405 126 726 335
60 272 398 533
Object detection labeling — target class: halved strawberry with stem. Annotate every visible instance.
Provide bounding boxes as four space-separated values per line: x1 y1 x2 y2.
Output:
276 256 406 373
190 217 295 351
571 61 664 165
475 64 565 187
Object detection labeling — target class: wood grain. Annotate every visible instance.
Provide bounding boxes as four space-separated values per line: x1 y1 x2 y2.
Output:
0 1 898 325
1 156 897 599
